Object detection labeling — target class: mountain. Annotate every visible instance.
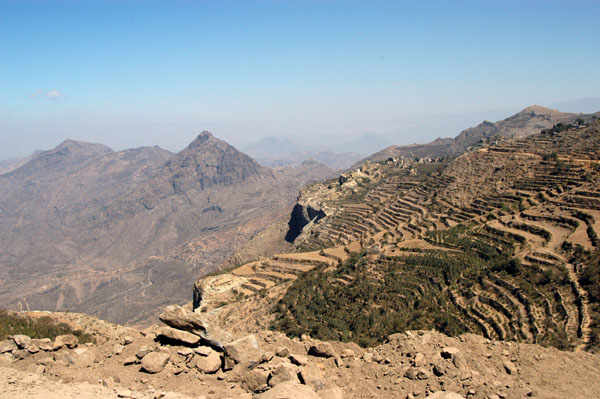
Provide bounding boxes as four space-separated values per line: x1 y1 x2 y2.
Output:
0 132 330 325
360 105 599 166
196 119 600 353
0 150 42 175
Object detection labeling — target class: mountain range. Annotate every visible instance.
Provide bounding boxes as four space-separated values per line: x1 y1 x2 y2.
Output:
358 105 600 166
0 132 331 324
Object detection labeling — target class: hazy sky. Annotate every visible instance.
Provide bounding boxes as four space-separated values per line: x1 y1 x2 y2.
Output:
1 0 599 159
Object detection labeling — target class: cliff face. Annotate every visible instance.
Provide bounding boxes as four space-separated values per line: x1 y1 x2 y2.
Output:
284 203 327 242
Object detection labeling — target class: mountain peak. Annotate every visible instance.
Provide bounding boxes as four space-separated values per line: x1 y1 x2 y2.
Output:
166 132 271 192
5 139 113 177
54 139 113 156
521 105 560 115
186 131 218 150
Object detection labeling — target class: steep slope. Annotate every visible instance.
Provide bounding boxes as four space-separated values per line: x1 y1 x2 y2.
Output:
195 120 600 352
0 150 42 175
0 133 328 325
360 105 598 166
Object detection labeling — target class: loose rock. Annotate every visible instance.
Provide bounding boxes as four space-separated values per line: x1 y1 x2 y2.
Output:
0 339 17 353
54 334 78 350
141 352 170 374
12 335 32 349
195 349 222 374
157 326 201 346
308 342 336 358
223 335 261 366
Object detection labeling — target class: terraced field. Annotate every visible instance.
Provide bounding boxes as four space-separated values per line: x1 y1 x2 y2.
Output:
202 121 600 351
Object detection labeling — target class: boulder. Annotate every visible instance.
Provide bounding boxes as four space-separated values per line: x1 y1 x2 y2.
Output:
405 367 419 380
417 368 431 380
178 347 195 357
0 339 17 353
241 367 270 392
256 381 320 399
276 346 290 357
38 342 55 352
260 351 275 363
136 346 153 359
503 360 517 375
54 334 78 349
141 352 170 374
113 344 125 355
441 347 460 360
195 349 222 374
290 353 308 366
194 346 213 356
13 349 29 360
53 351 75 365
12 334 32 349
123 356 138 365
223 335 261 365
73 347 96 367
157 326 201 346
308 342 336 358
269 363 299 387
299 364 326 391
453 353 468 370
121 336 134 345
159 305 208 335
198 324 231 350
433 362 448 376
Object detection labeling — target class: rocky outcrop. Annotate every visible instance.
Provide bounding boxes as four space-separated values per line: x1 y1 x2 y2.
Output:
159 305 208 335
285 203 327 243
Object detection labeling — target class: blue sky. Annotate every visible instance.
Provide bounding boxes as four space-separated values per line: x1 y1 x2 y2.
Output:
1 0 599 158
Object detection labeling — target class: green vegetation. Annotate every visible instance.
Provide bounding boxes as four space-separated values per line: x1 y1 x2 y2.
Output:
273 223 577 349
542 152 559 162
576 250 600 352
272 250 475 347
0 309 94 343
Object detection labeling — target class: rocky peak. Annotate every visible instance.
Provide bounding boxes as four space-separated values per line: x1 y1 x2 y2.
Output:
55 139 113 155
164 132 272 192
185 131 216 149
521 104 560 115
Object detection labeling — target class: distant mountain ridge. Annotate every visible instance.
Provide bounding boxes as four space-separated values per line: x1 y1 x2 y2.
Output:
357 105 600 166
0 132 330 324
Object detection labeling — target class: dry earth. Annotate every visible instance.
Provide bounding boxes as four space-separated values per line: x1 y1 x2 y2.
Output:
1 309 600 399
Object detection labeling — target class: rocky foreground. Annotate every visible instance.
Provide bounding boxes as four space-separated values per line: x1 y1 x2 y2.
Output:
1 307 600 399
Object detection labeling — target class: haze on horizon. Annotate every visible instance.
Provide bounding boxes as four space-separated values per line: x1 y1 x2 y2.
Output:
1 0 599 160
